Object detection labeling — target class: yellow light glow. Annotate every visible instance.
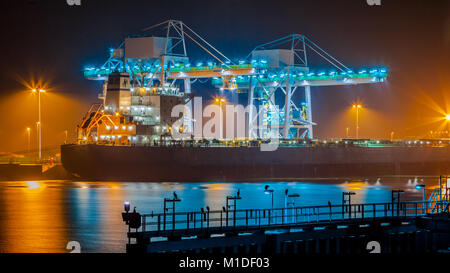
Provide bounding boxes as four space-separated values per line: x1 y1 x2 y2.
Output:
31 88 46 93
214 97 226 104
446 114 450 121
25 181 41 189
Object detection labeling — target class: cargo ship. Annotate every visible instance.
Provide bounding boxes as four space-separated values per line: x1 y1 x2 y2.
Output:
61 20 450 181
61 142 450 182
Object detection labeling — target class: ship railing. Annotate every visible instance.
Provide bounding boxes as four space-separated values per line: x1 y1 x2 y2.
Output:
105 139 450 148
138 201 440 233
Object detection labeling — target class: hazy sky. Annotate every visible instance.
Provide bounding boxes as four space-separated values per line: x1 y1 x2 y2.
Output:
0 0 449 153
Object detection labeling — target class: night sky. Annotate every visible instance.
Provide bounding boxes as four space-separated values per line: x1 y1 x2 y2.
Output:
0 0 449 153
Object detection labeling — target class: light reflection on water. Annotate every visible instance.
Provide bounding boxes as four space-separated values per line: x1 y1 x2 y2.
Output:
0 177 437 253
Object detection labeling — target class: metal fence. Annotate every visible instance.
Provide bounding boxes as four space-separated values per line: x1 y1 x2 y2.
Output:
138 200 448 233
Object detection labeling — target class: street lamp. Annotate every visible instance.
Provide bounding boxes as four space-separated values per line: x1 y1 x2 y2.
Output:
32 88 46 160
264 185 274 208
352 104 362 139
124 201 131 213
214 97 226 139
446 115 450 136
26 127 31 152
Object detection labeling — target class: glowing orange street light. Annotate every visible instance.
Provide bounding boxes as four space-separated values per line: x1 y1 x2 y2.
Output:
214 97 226 104
352 103 362 139
31 88 47 160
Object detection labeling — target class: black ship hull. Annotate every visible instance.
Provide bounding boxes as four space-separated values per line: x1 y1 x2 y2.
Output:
60 144 450 182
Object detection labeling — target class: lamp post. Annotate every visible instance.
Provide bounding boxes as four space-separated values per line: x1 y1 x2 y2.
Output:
32 89 46 160
352 104 362 139
26 127 31 152
214 97 226 139
446 114 450 136
36 122 40 159
124 201 130 213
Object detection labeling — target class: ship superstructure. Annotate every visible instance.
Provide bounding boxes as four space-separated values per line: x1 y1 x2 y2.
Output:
78 70 192 146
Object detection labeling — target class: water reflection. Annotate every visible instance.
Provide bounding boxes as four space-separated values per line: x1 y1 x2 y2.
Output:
0 181 67 253
0 177 438 253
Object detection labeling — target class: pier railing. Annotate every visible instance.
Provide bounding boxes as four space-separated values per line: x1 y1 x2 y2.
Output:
136 200 448 234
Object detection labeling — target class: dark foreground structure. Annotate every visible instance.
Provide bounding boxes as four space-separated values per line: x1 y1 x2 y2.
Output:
123 193 450 254
62 144 450 181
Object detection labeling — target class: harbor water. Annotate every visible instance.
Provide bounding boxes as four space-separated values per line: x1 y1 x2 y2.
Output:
0 177 438 253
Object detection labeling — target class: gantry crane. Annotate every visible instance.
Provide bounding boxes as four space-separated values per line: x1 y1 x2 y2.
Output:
83 20 387 140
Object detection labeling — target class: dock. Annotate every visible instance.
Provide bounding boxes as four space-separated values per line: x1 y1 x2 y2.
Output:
123 186 450 254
